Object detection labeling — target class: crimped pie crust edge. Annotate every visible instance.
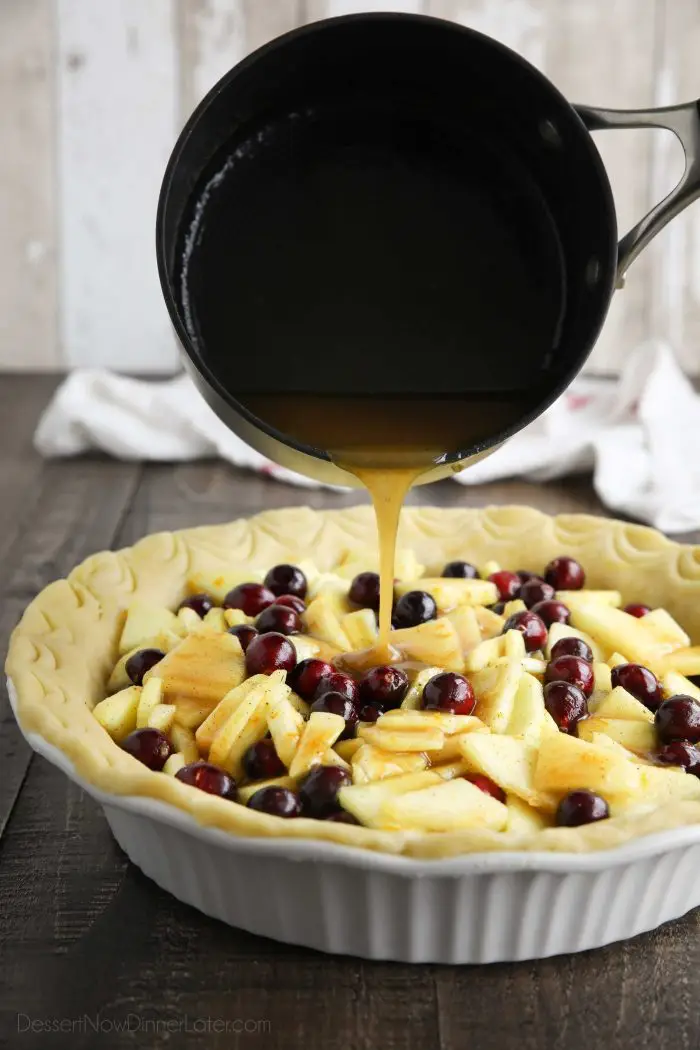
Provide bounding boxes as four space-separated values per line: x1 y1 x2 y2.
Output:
7 503 700 860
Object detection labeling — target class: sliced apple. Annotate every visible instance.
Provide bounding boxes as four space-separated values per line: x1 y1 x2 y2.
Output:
163 752 187 777
380 778 508 833
288 712 346 778
507 672 545 744
202 607 228 632
391 617 463 672
290 634 321 663
642 608 689 650
506 795 550 834
545 621 602 662
380 709 484 735
593 661 613 695
136 676 165 728
196 672 285 752
338 770 443 827
237 775 299 804
146 629 246 716
223 608 251 628
577 717 657 755
208 682 270 778
654 647 700 677
558 589 622 608
336 546 424 582
265 693 306 768
459 732 546 808
607 651 628 668
334 737 364 763
661 670 700 703
147 703 177 734
401 666 448 710
118 601 183 655
186 567 264 604
93 686 140 742
446 605 482 654
535 732 641 799
474 605 505 640
394 578 498 610
342 608 379 651
568 601 671 668
358 723 444 753
351 743 428 783
469 660 522 733
303 594 352 651
171 722 200 764
594 685 654 722
464 636 505 673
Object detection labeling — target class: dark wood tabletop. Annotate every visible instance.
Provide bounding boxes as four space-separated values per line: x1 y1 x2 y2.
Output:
1 375 699 1050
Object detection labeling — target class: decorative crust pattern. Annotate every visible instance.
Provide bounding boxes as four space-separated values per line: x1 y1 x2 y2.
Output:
8 504 700 859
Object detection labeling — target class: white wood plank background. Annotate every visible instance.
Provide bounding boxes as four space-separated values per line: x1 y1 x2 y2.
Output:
0 0 698 374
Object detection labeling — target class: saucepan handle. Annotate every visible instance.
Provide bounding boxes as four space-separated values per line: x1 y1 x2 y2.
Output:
575 100 700 283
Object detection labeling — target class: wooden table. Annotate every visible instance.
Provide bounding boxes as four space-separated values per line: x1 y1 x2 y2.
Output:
1 375 698 1049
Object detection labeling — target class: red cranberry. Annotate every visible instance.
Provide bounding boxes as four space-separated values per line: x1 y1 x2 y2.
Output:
242 739 286 780
422 672 476 715
502 610 547 652
255 604 302 636
517 570 539 584
545 655 594 697
556 790 609 826
348 571 381 611
655 695 700 744
223 582 275 616
324 810 359 824
287 658 334 701
624 603 651 618
310 691 359 739
274 593 306 614
531 599 570 627
550 636 593 662
227 623 258 652
125 647 165 686
544 681 588 733
359 665 409 710
314 670 359 704
544 556 585 591
465 773 506 803
656 740 700 775
393 590 437 629
442 560 479 579
299 765 352 818
245 632 297 676
175 760 237 799
178 593 214 617
520 578 555 608
121 728 172 771
611 663 662 711
247 785 301 818
264 564 307 599
358 701 383 723
488 570 521 601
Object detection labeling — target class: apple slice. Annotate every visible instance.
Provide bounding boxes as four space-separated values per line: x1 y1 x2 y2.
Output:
237 775 299 804
593 662 613 695
661 670 700 703
474 605 505 640
479 559 501 577
558 590 622 608
170 723 200 764
506 795 550 834
577 717 657 755
446 605 482 654
223 608 250 628
303 595 352 651
394 578 498 610
503 599 528 619
202 607 228 632
594 685 654 722
265 693 306 768
119 601 183 655
194 673 281 754
459 732 547 808
208 682 270 778
288 712 346 778
535 732 641 798
136 676 165 728
545 621 602 662
568 600 671 667
147 629 246 715
186 567 264 604
108 630 182 694
379 778 508 833
358 723 444 753
342 608 379 651
400 667 445 710
93 686 140 742
336 546 424 582
464 636 506 673
469 660 522 732
146 703 177 734
642 608 689 650
290 634 321 663
380 710 484 735
163 752 187 777
654 647 700 677
351 743 428 783
607 651 628 668
334 738 364 763
391 617 464 672
507 672 545 744
338 770 443 827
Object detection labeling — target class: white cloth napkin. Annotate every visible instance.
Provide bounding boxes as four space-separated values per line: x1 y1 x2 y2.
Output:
34 342 700 532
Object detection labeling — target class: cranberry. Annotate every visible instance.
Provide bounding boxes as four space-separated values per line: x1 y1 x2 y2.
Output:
348 571 381 611
503 610 547 652
488 570 521 601
227 623 258 652
245 632 297 676
310 691 359 739
264 564 307 599
531 599 570 627
358 701 383 723
442 560 479 579
656 740 700 775
314 670 359 704
465 773 506 803
178 593 214 617
255 604 302 636
274 593 306 614
287 658 334 701
520 577 555 608
550 636 593 662
247 785 301 818
242 739 286 780
125 647 165 686
556 790 609 827
393 590 437 629
610 663 662 711
324 810 359 824
656 695 700 744
624 603 651 618
175 760 237 799
223 582 275 616
544 556 585 591
299 765 352 818
544 681 588 733
517 570 539 584
121 728 172 771
422 672 476 715
545 655 594 697
359 665 409 710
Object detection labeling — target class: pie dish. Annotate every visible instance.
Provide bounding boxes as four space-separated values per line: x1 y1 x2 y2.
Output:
8 504 700 962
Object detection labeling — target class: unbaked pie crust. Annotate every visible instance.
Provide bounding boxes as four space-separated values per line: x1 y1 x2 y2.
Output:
8 504 700 859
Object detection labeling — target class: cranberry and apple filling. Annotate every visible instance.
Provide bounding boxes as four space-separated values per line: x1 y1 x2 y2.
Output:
91 546 700 836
